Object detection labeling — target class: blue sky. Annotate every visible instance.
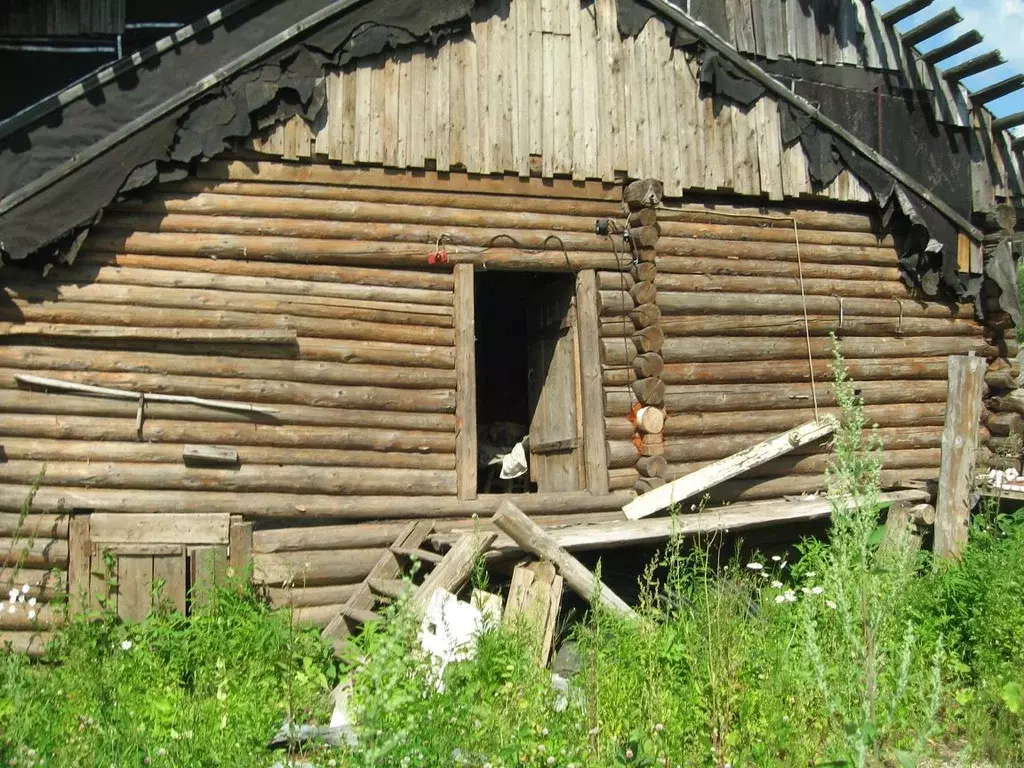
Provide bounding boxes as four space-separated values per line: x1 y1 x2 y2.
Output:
874 0 1024 131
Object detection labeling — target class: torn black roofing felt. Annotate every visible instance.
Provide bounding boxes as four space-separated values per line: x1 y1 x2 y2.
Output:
0 0 477 263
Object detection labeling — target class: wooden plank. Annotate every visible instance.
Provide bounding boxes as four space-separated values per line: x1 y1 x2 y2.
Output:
152 549 186 613
957 232 971 273
454 263 477 500
228 516 253 575
553 30 573 175
935 355 987 559
756 98 785 201
623 417 837 520
340 68 357 164
475 15 494 174
514 0 531 177
503 561 563 665
189 545 227 610
454 490 930 554
569 0 585 180
98 543 182 556
435 42 452 172
577 271 610 494
410 531 497 610
408 50 425 168
492 501 636 617
369 56 387 163
182 445 239 467
67 514 90 617
623 35 640 178
116 555 152 623
90 513 230 545
354 62 373 163
383 55 401 168
528 0 544 157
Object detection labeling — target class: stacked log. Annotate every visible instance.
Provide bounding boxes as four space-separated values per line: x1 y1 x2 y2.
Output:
598 180 670 494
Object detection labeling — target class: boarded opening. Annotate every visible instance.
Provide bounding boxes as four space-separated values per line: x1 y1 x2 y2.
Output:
474 272 583 494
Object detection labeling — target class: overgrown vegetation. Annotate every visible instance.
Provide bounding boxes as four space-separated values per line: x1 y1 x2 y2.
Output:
1 345 1023 766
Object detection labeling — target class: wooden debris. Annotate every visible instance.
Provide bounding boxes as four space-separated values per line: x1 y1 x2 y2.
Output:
623 417 837 520
504 561 563 666
935 355 987 559
410 531 496 610
491 501 636 618
881 501 935 556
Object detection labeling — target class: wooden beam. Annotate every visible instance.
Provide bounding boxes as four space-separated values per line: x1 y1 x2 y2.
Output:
901 8 961 47
623 418 837 520
410 531 496 610
454 264 478 500
882 0 933 24
971 75 1024 105
935 355 987 559
90 513 229 545
492 501 636 618
943 50 1005 81
922 30 983 64
992 111 1024 132
462 490 930 556
576 270 610 494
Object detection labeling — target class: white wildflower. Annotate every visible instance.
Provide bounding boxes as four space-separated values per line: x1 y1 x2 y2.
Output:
7 589 17 601
784 590 797 603
771 555 782 562
121 640 133 651
20 584 29 594
775 594 786 604
805 572 817 578
811 586 824 595
27 610 36 621
746 562 764 571
826 600 837 610
771 580 783 588
27 597 36 607
801 587 811 595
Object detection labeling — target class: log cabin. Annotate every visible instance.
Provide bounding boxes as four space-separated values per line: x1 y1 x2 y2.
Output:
0 0 1022 649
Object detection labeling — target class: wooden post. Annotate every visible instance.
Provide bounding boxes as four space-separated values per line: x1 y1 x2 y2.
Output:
576 270 610 494
935 355 987 559
492 501 636 618
67 514 91 617
454 264 478 499
228 515 253 577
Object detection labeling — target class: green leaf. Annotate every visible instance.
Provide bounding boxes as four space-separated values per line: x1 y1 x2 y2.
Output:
894 749 920 768
1000 681 1023 714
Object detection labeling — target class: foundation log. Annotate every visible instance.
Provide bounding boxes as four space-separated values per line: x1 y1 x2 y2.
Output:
652 314 984 338
656 273 911 300
653 291 974 320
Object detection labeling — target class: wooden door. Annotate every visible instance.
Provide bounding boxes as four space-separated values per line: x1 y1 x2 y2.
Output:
526 278 583 492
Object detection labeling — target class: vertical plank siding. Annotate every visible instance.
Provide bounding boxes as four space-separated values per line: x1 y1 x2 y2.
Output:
244 0 875 204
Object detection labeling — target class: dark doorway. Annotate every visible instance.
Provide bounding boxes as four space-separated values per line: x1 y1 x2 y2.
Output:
474 271 583 494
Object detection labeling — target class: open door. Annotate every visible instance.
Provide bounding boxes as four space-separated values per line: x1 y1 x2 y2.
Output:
526 277 583 492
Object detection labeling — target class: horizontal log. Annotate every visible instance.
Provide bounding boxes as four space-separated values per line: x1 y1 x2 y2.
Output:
700 469 937 504
603 379 951 410
608 467 639 490
0 538 68 569
653 426 946 463
0 301 457 358
0 631 51 657
655 220 892 247
76 251 454 290
0 346 456 391
0 324 298 345
174 171 624 214
655 255 900 283
988 412 1024 436
254 548 384 585
0 568 62 601
599 289 637 317
630 262 657 282
111 192 618 237
0 462 457 496
3 369 455 413
654 291 973 319
0 389 454 431
292 603 349 628
655 203 877 233
627 209 658 228
656 273 912 300
633 352 664 378
636 455 668 478
52 264 454 308
5 281 455 336
629 281 657 305
658 235 897 266
0 513 68 539
0 487 637 520
651 314 985 338
608 440 640 469
602 335 1000 366
0 416 456 453
667 448 941 480
0 438 456 470
631 378 665 405
660 403 946 437
268 583 358 608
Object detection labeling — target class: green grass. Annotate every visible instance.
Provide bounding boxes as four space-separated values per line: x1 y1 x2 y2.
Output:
1 342 1023 766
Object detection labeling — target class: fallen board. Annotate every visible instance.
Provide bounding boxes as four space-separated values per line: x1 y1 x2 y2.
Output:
623 417 837 520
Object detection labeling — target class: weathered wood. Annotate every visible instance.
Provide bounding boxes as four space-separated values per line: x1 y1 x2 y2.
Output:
1 569 63 601
667 447 942 480
0 324 299 345
631 378 665 406
0 632 51 658
0 604 61 632
648 313 983 339
228 516 253 575
117 555 153 623
657 273 913 300
624 418 837 519
0 462 457 497
67 515 90 617
189 546 227 609
152 550 187 613
0 538 69 569
632 352 664 378
503 561 563 665
635 406 665 434
635 455 668 478
472 490 929 555
632 326 664 353
657 236 897 266
182 445 239 467
0 513 69 539
576 270 610 494
410 531 496 609
622 178 664 209
651 291 975 320
492 501 636 617
935 355 988 559
627 226 661 249
90 513 230 545
454 264 478 499
268 583 358 608
987 412 1023 436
